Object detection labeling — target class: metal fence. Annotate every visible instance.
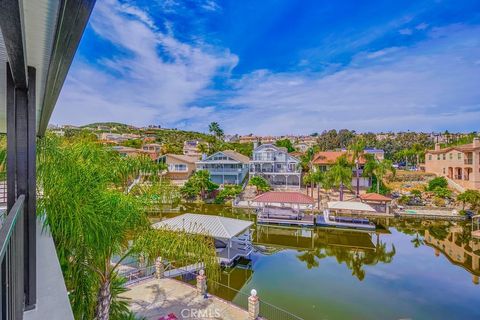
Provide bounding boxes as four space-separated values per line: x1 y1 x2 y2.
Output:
0 195 25 319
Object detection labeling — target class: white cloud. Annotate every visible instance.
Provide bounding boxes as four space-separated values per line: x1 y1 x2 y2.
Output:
52 0 237 128
217 25 480 134
399 28 413 35
415 22 429 30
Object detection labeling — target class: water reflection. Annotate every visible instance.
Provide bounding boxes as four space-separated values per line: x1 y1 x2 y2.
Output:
150 204 480 285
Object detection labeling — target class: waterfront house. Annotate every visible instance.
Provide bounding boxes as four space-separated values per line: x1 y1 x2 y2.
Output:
424 138 480 190
196 150 250 185
364 148 385 160
250 144 302 189
312 151 371 188
159 154 198 185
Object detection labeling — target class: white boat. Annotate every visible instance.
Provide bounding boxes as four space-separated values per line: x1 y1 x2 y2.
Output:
316 209 376 230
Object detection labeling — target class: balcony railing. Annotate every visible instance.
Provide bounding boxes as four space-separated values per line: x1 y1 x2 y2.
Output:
0 195 25 319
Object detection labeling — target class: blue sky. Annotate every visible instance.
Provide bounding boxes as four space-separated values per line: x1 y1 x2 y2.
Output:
52 0 480 134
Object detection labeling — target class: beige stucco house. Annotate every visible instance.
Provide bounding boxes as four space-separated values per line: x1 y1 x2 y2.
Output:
424 138 480 190
159 154 198 185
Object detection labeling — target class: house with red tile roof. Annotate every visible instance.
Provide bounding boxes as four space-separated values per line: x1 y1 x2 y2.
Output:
312 151 370 188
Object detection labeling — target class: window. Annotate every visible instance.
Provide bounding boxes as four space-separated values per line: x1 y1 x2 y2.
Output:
458 153 462 159
174 164 187 171
428 155 432 160
443 168 445 174
449 153 453 160
437 155 440 160
442 154 446 160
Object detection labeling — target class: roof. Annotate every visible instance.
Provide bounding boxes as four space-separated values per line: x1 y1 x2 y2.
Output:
360 193 392 202
165 154 198 163
426 142 480 154
327 201 376 212
153 213 253 239
312 151 366 165
0 0 95 135
253 192 315 204
222 150 250 163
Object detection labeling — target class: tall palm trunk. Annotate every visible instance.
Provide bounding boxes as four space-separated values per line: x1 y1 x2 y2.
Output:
340 183 344 201
317 183 320 209
376 178 380 194
95 278 111 320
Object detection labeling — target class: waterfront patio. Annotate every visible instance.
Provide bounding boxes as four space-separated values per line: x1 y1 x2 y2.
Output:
122 278 248 320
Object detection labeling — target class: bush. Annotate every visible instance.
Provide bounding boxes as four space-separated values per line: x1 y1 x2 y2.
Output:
432 196 446 207
249 176 270 193
398 195 410 205
433 187 452 199
410 189 422 198
215 185 242 204
428 177 448 191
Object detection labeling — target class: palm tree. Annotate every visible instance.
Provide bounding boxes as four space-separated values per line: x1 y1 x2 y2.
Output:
208 122 224 140
37 135 219 320
311 170 325 209
328 155 352 201
303 172 314 197
373 159 396 194
348 138 365 197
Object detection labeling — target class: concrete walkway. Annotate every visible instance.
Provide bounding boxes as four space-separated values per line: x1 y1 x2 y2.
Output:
122 278 249 320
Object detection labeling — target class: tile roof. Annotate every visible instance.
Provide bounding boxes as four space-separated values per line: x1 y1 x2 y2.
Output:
360 193 392 202
312 151 366 165
253 191 315 204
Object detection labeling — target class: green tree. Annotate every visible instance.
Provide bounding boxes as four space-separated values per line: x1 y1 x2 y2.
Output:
275 139 295 153
372 159 396 194
348 137 366 197
249 176 271 193
457 189 480 212
327 155 352 201
208 122 224 139
181 170 219 200
37 135 218 320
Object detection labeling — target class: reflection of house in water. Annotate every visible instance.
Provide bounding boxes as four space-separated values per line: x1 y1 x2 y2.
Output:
254 225 388 251
424 226 480 285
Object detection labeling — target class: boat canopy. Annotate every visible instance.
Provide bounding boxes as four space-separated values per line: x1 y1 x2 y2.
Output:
153 213 253 240
327 201 376 212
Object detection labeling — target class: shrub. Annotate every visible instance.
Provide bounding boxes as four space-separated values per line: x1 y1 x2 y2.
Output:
215 185 243 204
410 189 422 198
432 196 446 207
249 176 271 193
433 187 452 199
428 177 448 191
398 195 410 205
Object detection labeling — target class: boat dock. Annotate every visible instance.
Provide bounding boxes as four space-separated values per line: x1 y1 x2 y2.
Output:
257 211 315 227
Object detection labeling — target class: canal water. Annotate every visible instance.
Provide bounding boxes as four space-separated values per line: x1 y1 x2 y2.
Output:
151 204 480 320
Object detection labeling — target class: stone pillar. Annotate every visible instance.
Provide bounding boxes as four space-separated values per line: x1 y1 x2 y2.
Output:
196 270 207 297
248 289 260 320
155 257 164 279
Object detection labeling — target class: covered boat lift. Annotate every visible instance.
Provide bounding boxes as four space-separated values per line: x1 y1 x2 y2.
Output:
153 213 253 266
317 201 377 230
253 191 315 226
